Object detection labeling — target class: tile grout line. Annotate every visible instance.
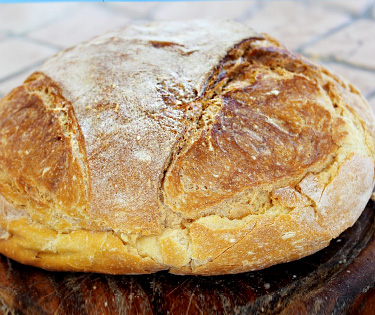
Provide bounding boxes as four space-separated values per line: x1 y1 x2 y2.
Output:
361 2 375 19
5 33 64 51
1 4 77 39
24 35 63 51
237 3 260 23
129 1 167 22
302 52 375 74
296 18 355 54
302 52 375 73
309 0 375 19
99 2 159 20
367 90 375 101
297 2 375 53
245 0 270 21
0 3 81 54
0 59 47 85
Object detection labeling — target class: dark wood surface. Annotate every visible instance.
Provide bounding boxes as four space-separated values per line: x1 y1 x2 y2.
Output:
0 202 375 315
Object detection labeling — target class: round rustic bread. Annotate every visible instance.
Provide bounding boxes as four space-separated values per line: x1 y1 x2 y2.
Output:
0 20 374 275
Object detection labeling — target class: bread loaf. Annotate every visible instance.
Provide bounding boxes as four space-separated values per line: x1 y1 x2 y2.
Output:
0 20 374 275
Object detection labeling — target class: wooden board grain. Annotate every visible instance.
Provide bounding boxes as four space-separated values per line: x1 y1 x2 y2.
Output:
0 202 374 315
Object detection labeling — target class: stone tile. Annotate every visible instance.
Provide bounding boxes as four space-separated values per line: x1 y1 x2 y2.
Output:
321 0 374 16
152 1 256 21
244 1 350 50
322 62 375 96
304 20 375 70
0 38 56 80
105 2 159 19
0 3 78 35
28 4 129 49
368 96 375 115
0 68 37 97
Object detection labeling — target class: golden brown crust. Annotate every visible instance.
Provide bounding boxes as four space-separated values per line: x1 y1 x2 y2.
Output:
0 20 374 275
0 73 89 231
164 70 337 218
0 196 163 274
185 154 374 275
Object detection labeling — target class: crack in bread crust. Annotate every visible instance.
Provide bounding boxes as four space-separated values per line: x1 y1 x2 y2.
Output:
163 36 339 221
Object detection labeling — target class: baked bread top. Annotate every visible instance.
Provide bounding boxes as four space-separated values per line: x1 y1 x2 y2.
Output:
0 20 374 275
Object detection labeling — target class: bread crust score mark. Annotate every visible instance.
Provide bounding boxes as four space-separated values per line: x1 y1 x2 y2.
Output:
0 21 374 275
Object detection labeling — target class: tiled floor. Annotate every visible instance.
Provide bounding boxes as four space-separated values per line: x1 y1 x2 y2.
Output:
0 0 374 108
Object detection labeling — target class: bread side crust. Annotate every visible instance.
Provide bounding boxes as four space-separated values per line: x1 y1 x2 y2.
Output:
0 154 372 275
184 154 374 275
0 194 164 274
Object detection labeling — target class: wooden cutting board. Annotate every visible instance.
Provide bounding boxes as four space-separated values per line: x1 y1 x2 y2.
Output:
0 202 374 314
